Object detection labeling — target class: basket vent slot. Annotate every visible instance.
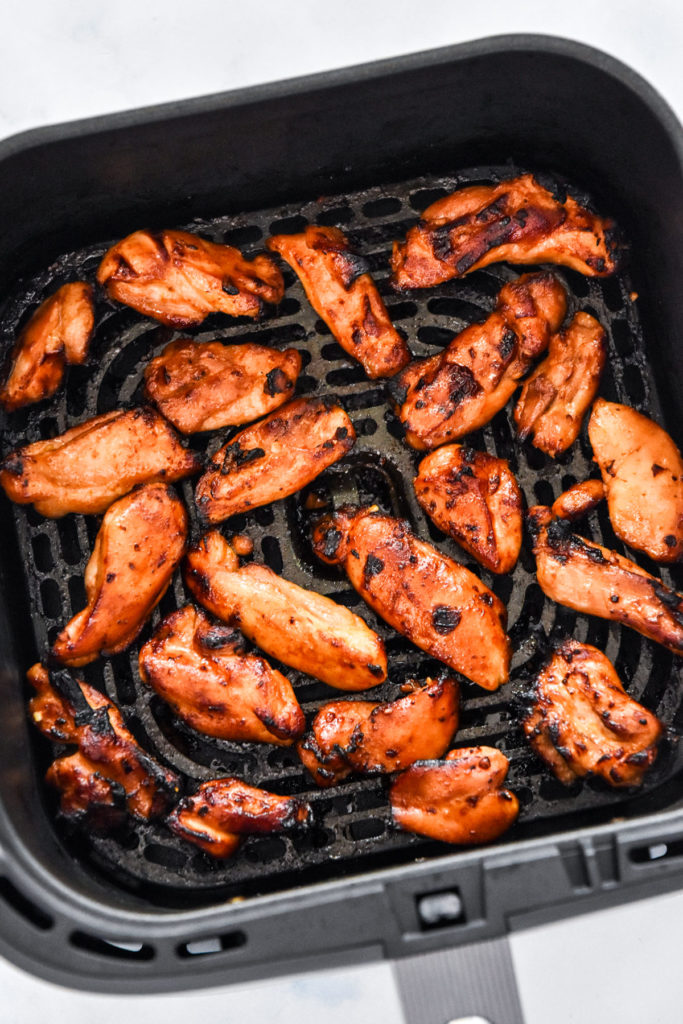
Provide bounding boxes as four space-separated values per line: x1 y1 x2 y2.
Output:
177 931 247 958
69 931 155 960
0 877 53 931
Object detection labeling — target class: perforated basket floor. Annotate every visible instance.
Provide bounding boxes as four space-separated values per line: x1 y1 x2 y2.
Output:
1 164 681 905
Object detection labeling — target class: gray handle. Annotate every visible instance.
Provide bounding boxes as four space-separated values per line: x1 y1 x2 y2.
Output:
393 936 524 1024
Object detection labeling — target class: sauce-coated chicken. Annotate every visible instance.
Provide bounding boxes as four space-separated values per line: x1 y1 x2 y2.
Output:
414 444 523 574
529 506 683 655
312 506 510 690
28 663 180 823
0 406 200 517
143 338 302 433
168 778 312 859
185 531 387 690
52 483 188 666
523 639 663 786
297 677 459 786
195 396 355 523
266 226 411 378
139 605 305 745
390 173 621 290
0 282 95 412
389 272 567 449
514 311 606 456
390 746 519 845
588 399 683 562
97 229 284 327
551 479 605 521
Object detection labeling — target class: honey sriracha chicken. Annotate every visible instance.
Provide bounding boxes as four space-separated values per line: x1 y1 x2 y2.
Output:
390 173 621 289
312 506 510 690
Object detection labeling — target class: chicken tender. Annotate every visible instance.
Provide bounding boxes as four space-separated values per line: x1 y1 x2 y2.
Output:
312 506 510 690
297 677 459 786
52 483 188 666
195 396 355 523
267 226 410 378
0 406 200 517
168 778 312 859
523 639 663 786
414 444 522 574
185 531 387 690
143 338 302 433
0 282 95 412
28 663 179 824
97 229 284 327
551 479 606 521
389 272 567 449
139 605 304 745
390 747 519 845
589 399 683 562
529 506 683 655
390 173 622 290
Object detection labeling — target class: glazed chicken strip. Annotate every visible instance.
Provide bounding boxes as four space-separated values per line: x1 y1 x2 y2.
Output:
195 396 355 523
414 444 523 574
139 605 305 745
551 479 606 521
589 399 683 562
390 747 519 845
97 229 284 327
312 506 510 690
28 663 180 823
389 272 567 450
514 311 606 456
266 226 411 378
168 778 312 859
0 406 200 517
297 677 459 787
0 282 95 412
529 506 683 655
185 531 387 690
52 483 188 666
390 172 621 290
523 639 663 787
143 338 302 433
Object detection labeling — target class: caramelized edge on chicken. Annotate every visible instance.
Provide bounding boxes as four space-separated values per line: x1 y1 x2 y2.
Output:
522 638 663 786
390 746 519 845
390 172 622 289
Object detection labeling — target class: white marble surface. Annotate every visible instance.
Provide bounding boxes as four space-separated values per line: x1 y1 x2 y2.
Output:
1 2 682 1022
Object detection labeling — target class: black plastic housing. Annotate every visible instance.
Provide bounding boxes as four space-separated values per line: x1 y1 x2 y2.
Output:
0 34 682 991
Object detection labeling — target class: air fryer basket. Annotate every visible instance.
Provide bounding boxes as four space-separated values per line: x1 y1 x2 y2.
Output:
0 35 682 993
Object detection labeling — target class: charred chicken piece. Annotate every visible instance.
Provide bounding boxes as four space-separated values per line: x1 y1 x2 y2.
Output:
143 338 302 433
185 531 387 690
529 506 683 655
52 483 188 666
312 506 510 690
97 229 284 327
390 272 567 449
551 479 606 521
390 746 519 845
266 226 411 378
28 663 179 823
0 282 95 412
390 173 622 290
139 605 304 745
514 311 606 456
168 778 312 859
0 406 200 517
195 396 355 523
414 444 523 574
523 639 663 786
297 677 459 787
588 399 683 562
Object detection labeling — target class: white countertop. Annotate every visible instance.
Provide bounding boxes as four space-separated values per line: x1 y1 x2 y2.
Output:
1 2 682 1021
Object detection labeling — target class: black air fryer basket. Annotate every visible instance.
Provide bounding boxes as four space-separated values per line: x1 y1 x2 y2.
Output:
0 34 682 994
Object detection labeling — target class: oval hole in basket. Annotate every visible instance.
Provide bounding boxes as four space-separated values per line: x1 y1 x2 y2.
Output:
0 877 53 931
177 931 247 958
70 931 155 961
